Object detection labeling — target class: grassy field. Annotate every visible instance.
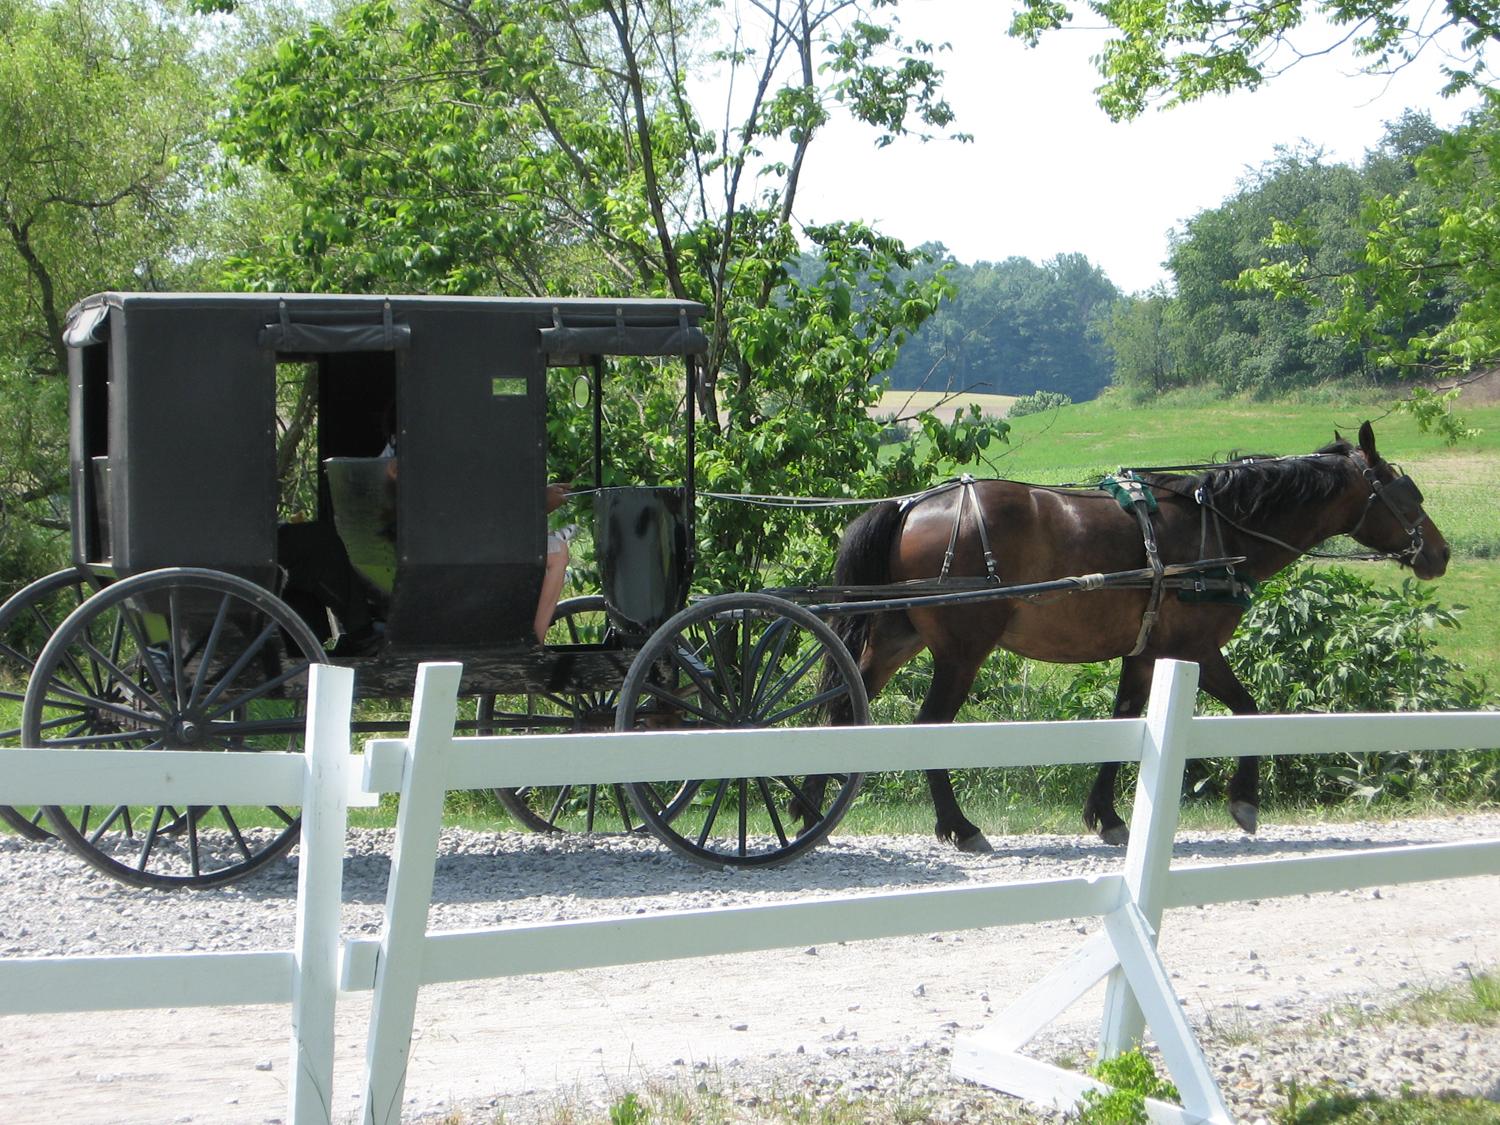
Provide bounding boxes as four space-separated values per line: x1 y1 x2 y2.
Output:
872 388 1017 420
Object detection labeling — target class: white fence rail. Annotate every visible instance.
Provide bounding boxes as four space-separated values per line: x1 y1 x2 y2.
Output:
3 657 1499 1125
0 664 356 1125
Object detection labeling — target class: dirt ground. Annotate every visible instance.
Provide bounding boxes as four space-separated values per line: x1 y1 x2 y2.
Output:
1 819 1497 1125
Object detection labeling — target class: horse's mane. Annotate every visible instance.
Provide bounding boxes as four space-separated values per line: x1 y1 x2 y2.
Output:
1137 438 1355 521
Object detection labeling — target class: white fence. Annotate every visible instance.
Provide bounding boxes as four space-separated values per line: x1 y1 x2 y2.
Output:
3 658 1499 1125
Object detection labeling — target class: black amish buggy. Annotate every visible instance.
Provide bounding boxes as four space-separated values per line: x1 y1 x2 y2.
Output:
0 291 880 886
4 291 1372 890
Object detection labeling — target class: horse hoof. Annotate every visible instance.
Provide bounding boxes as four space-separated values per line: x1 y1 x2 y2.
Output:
1229 801 1259 834
956 831 993 854
1100 824 1130 848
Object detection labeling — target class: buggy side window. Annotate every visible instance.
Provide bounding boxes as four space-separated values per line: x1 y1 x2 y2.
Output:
78 341 111 562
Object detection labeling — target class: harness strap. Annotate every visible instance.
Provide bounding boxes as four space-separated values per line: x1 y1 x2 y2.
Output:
938 475 1001 584
1119 478 1165 657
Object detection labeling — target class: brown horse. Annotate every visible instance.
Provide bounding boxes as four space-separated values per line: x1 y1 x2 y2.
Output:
826 422 1449 851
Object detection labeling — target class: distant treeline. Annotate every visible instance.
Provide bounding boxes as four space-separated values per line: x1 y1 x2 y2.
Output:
807 109 1462 404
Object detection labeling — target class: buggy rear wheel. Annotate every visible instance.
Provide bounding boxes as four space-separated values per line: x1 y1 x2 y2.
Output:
615 593 868 868
22 568 326 889
0 567 103 840
490 595 655 834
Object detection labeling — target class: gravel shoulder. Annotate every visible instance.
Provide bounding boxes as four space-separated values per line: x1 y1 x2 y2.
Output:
1 813 1498 1124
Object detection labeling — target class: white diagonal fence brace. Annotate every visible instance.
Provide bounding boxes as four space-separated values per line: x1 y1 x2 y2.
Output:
3 656 1499 1125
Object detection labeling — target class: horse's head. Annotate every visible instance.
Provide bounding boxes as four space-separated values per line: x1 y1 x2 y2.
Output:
1343 421 1450 580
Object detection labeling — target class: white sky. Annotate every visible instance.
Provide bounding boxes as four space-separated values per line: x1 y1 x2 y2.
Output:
785 0 1482 294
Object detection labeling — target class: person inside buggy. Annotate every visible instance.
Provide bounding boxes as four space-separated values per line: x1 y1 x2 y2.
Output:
279 401 575 654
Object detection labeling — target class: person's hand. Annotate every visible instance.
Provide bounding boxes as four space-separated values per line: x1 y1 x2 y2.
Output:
545 481 572 513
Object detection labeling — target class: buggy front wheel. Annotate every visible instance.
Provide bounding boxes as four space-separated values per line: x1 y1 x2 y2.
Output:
22 568 327 889
615 593 868 868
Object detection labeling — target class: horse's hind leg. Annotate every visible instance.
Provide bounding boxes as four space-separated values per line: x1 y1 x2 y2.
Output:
1084 656 1154 847
1198 650 1260 834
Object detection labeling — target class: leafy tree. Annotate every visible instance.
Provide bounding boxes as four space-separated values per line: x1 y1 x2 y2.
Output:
224 0 1009 590
0 0 219 592
883 251 1118 400
1008 0 1500 405
1008 0 1496 123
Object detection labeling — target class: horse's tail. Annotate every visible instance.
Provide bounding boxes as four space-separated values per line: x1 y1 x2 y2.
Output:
820 500 904 724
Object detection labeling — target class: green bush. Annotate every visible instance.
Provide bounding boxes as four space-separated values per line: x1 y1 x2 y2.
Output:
1225 565 1495 804
1007 389 1073 418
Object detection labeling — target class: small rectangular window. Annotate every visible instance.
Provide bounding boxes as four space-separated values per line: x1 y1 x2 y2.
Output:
492 376 526 397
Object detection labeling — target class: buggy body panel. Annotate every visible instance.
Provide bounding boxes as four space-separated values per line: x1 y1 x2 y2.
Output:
64 291 708 654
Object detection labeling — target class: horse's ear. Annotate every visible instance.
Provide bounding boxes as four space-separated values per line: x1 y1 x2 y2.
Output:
1334 429 1344 444
1358 421 1379 461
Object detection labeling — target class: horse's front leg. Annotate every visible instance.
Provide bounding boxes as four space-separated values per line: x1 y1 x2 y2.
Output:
1084 656 1154 846
918 656 992 853
1199 651 1260 833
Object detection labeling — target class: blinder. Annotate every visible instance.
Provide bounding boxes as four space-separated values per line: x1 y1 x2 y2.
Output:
1356 462 1428 563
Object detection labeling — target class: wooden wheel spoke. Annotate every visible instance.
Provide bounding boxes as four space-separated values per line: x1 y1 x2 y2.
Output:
695 780 729 848
40 728 164 749
188 594 234 709
639 680 726 724
611 785 635 831
778 775 820 817
186 806 202 876
737 778 749 857
196 619 281 713
37 680 165 728
135 806 168 871
268 805 297 826
762 684 850 727
73 638 167 719
756 777 789 848
168 590 188 710
584 786 599 833
218 807 254 862
747 620 798 716
751 646 825 723
86 805 131 844
203 660 309 723
700 624 742 717
115 604 175 704
544 786 574 827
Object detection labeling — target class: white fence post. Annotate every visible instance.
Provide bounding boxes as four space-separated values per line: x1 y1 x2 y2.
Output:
359 662 463 1125
1098 658 1198 1058
289 663 356 1125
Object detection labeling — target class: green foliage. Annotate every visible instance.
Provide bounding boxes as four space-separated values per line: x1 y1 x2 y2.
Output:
223 0 1009 595
1007 0 1495 124
609 1092 650 1125
1226 565 1495 804
1249 94 1500 392
881 250 1119 401
1008 389 1074 417
1074 1049 1179 1123
1278 1086 1500 1123
0 0 224 589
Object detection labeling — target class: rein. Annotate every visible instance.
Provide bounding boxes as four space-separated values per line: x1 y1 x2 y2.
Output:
1133 453 1430 567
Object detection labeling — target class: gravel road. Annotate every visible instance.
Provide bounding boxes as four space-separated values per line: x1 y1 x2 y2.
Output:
1 813 1498 1124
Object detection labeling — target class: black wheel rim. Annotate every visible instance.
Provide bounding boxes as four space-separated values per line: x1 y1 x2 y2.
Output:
0 568 101 840
22 568 326 889
616 593 867 868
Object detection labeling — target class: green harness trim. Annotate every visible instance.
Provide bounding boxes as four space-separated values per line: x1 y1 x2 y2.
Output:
1100 474 1158 513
